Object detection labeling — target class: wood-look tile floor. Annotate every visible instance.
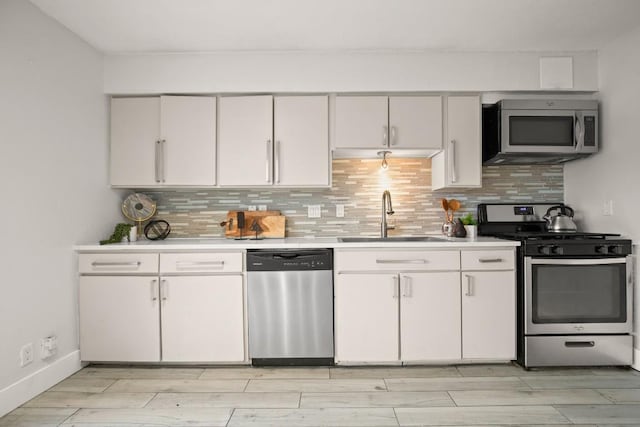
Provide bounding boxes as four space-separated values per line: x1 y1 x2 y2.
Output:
2 363 640 426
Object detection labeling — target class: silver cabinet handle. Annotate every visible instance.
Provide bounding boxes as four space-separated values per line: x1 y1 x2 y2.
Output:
275 140 280 184
450 139 457 183
91 261 141 267
464 274 473 296
401 275 412 297
151 279 158 302
160 139 166 182
383 125 388 146
392 275 399 298
478 258 504 263
266 139 272 183
160 279 168 301
176 260 224 269
154 140 161 183
390 126 397 146
376 259 427 264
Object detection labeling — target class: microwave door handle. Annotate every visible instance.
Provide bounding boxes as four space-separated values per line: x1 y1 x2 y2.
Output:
575 114 584 149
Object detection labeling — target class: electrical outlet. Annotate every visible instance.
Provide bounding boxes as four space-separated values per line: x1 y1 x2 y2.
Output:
258 205 267 211
19 343 34 367
603 200 614 216
308 205 321 218
336 204 345 218
247 205 257 211
41 336 57 360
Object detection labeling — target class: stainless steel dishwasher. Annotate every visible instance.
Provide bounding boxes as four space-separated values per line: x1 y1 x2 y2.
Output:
247 249 334 365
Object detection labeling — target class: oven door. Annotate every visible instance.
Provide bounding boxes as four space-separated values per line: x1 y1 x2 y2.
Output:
524 257 632 334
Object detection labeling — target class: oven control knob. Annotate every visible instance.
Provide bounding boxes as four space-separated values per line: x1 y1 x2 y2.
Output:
608 245 621 255
551 246 563 255
595 245 608 254
538 245 552 255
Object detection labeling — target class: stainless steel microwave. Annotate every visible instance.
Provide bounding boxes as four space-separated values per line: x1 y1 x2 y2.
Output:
482 99 598 165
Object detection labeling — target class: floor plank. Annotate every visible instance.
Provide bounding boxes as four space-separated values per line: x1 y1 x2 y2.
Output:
556 404 640 424
71 366 204 380
395 406 571 426
522 375 640 390
0 408 77 427
105 378 248 393
22 391 155 409
300 391 454 408
200 366 330 379
596 388 640 403
228 408 398 426
147 392 301 408
48 377 117 393
449 389 610 406
330 366 460 379
456 364 596 377
385 376 531 392
61 407 232 426
245 379 387 392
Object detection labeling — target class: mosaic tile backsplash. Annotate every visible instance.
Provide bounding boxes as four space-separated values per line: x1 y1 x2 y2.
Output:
141 159 563 238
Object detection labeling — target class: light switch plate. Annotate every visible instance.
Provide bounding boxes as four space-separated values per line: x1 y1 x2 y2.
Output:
336 204 345 218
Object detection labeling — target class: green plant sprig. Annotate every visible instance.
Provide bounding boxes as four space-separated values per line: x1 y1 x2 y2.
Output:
460 213 477 226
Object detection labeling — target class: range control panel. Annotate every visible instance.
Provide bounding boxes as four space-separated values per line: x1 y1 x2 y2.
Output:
524 239 632 257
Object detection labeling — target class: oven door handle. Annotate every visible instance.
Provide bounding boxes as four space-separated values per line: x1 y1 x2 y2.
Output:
528 257 628 265
564 341 595 348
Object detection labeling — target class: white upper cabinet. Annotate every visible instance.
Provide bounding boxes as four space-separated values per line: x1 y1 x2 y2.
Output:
431 95 482 189
218 95 273 186
334 95 442 152
218 95 330 187
110 96 216 187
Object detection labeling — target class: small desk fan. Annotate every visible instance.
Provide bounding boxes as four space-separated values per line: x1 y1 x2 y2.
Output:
122 193 156 237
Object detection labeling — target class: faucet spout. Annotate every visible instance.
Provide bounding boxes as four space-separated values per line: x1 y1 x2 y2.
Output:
381 190 394 238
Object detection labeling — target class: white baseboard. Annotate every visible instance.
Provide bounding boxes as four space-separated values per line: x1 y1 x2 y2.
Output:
0 350 82 417
634 347 640 372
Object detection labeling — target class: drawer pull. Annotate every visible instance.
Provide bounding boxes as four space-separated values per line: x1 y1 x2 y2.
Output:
176 261 225 269
91 261 141 267
478 258 504 263
376 259 427 264
565 341 595 348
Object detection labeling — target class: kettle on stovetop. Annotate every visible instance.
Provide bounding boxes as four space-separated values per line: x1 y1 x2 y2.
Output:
543 205 578 232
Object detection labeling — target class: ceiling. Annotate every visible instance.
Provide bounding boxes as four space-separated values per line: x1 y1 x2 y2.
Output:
29 0 640 54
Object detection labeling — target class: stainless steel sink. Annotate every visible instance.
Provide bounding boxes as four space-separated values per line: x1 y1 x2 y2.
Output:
339 236 447 243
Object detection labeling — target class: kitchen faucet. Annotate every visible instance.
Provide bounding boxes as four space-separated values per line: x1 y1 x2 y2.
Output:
381 190 395 238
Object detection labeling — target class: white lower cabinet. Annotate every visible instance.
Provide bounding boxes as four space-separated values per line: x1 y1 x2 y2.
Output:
334 274 399 363
79 276 161 362
160 275 244 362
334 248 516 364
461 270 516 360
400 272 461 361
78 252 245 363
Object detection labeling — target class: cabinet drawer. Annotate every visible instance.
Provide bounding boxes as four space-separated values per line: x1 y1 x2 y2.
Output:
160 252 243 273
336 250 459 272
461 250 514 270
79 253 159 274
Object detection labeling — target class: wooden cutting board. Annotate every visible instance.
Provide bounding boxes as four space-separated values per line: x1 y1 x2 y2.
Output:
223 210 285 238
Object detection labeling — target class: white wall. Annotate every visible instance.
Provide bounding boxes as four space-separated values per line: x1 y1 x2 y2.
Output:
564 25 640 369
104 50 598 94
0 0 121 415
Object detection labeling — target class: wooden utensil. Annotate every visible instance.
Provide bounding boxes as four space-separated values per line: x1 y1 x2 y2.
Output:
448 199 461 221
440 198 450 221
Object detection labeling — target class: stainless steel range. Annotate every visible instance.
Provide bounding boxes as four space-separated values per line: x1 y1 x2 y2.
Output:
478 203 633 368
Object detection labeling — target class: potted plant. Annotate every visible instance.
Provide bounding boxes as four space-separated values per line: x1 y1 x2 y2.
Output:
460 213 478 239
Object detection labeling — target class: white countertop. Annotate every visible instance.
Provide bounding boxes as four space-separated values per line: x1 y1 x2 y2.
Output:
74 236 519 252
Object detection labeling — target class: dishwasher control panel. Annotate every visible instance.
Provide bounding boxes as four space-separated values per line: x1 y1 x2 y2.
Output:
246 249 333 271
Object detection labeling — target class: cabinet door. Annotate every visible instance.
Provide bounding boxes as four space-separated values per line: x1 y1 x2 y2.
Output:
334 96 388 149
431 95 482 190
389 96 442 150
400 272 461 361
274 96 330 187
334 274 399 363
160 96 216 186
462 271 516 360
160 275 244 362
218 95 273 186
110 97 160 187
79 276 160 362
